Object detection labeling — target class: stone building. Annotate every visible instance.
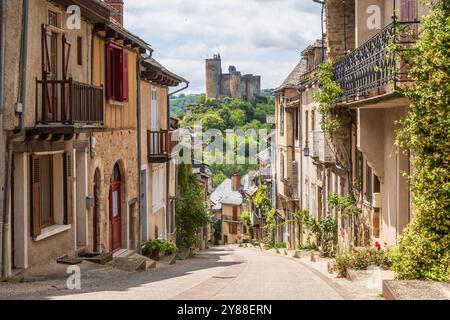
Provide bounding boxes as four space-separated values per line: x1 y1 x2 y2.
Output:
205 54 261 102
271 0 428 251
0 0 187 277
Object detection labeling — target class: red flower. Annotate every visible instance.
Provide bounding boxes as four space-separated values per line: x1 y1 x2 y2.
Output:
375 242 381 250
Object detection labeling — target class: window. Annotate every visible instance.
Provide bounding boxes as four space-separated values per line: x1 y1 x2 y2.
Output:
151 87 158 130
280 153 285 181
294 107 299 140
229 223 238 235
31 153 73 238
366 162 373 201
40 156 54 228
305 110 309 145
280 100 285 136
374 175 381 193
106 43 128 102
77 36 82 66
48 11 59 27
311 109 316 131
232 206 238 221
152 165 165 211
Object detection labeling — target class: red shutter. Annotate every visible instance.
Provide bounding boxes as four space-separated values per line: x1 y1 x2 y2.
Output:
31 156 42 238
63 152 74 225
116 48 123 101
62 35 71 80
122 48 129 102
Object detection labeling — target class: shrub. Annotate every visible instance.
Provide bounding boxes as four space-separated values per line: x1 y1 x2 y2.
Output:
275 242 287 249
142 240 178 257
298 242 318 251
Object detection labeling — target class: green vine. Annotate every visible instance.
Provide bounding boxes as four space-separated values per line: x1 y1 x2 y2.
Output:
176 164 211 249
314 59 343 136
392 1 450 281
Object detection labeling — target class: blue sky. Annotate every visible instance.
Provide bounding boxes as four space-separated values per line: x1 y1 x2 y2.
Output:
124 0 322 94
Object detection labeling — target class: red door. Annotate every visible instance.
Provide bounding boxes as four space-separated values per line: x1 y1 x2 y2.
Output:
109 164 122 252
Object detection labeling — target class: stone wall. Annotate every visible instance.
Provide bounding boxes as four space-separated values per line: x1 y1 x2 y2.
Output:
326 0 356 59
88 129 139 252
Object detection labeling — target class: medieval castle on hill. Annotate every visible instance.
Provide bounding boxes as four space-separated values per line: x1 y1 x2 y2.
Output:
205 54 261 102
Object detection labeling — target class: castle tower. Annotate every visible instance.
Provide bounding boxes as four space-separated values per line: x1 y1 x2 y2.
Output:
229 66 242 100
205 54 222 100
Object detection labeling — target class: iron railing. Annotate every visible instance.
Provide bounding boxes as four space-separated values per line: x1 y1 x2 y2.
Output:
36 78 104 124
334 21 419 101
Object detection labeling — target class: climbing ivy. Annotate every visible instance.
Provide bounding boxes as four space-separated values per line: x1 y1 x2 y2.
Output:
314 59 343 136
392 1 450 281
176 164 211 249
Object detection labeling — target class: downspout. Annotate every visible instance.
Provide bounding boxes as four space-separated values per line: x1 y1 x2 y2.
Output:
136 54 146 251
0 0 6 278
2 0 29 278
166 81 189 240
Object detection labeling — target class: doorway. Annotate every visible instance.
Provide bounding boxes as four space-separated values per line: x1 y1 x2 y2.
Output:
109 163 122 252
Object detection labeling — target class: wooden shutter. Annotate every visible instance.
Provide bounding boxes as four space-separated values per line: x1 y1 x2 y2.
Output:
62 35 71 80
31 156 42 237
63 152 74 225
400 0 418 21
122 48 129 102
42 25 53 120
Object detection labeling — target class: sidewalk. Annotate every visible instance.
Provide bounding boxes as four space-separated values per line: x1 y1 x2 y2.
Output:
246 245 393 300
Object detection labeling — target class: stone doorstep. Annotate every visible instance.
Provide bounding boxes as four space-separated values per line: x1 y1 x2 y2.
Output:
383 280 450 300
109 253 158 272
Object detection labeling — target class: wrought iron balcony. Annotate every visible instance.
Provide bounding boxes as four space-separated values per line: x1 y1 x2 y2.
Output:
36 79 104 126
148 129 170 163
334 21 419 102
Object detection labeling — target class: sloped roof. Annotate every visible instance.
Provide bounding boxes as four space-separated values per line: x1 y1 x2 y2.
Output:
210 179 243 211
274 59 307 93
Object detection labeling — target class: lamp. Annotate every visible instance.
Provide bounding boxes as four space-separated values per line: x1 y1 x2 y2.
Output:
303 147 310 157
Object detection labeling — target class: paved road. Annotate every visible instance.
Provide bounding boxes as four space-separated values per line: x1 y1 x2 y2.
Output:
0 246 346 300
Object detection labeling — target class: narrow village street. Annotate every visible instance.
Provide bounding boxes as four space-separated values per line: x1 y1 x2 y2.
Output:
0 246 356 300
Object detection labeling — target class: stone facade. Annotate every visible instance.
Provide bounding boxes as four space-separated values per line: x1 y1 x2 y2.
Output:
205 54 261 102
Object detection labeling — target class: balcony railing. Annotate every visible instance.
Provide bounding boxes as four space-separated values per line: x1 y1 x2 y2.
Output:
334 21 419 101
148 129 169 163
222 215 240 223
36 78 104 125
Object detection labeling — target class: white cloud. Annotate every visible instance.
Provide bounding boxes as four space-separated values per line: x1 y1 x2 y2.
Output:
123 0 322 93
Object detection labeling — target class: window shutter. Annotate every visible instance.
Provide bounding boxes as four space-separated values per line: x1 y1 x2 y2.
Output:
63 152 74 225
122 48 129 102
42 25 53 120
31 156 42 238
62 35 71 80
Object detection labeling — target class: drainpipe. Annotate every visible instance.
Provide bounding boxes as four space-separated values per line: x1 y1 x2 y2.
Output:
2 0 29 278
136 54 147 252
166 81 189 241
0 0 6 278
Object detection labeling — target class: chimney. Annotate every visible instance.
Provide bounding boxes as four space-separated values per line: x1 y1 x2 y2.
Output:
105 0 124 26
231 173 241 192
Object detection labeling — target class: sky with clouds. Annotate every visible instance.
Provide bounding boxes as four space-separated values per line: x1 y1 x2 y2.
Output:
124 0 323 94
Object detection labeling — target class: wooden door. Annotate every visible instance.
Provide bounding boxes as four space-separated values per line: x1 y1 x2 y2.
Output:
109 164 122 252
